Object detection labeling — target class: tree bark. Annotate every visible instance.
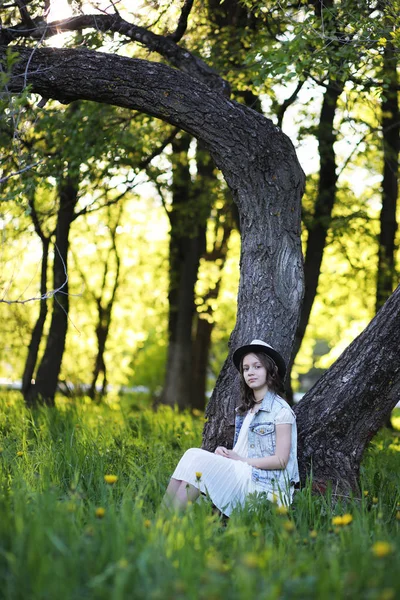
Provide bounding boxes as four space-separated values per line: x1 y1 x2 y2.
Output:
25 171 79 406
294 284 400 495
376 41 399 312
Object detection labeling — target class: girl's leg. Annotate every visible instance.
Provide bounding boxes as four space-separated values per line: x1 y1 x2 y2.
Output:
161 477 182 510
173 480 200 510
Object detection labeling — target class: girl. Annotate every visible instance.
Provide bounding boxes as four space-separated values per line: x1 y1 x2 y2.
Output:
163 339 299 515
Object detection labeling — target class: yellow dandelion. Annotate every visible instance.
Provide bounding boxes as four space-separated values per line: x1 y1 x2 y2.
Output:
276 505 289 516
104 474 118 485
206 554 225 572
341 513 353 526
118 558 128 569
372 497 379 504
242 553 259 568
332 516 344 526
379 588 395 600
363 491 369 497
283 520 295 532
95 507 106 519
371 541 393 558
174 581 186 593
309 529 318 539
144 519 152 528
195 472 202 481
16 451 24 457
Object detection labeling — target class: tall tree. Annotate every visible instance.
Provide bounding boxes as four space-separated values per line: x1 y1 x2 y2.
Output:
159 133 208 409
25 164 79 406
72 203 123 401
1 9 305 400
286 77 344 399
21 193 51 398
2 2 399 492
191 193 234 410
376 38 399 312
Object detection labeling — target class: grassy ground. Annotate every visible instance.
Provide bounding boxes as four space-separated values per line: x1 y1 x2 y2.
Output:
0 394 399 600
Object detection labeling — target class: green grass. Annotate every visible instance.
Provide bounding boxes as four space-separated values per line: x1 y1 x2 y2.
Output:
0 394 399 600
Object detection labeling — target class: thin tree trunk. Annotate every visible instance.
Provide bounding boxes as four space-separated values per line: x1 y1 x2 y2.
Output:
21 237 50 398
89 311 109 400
25 172 79 407
87 206 122 401
285 79 344 401
191 318 213 411
191 203 233 410
160 134 207 409
376 41 399 311
376 40 399 429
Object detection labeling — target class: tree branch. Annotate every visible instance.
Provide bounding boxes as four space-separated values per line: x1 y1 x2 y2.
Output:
276 79 305 129
1 13 229 93
167 0 194 43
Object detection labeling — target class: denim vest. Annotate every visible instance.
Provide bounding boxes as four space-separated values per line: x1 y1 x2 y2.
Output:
233 390 299 496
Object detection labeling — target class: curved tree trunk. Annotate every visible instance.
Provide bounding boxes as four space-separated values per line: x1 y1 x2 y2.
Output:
295 284 400 495
4 45 304 453
25 172 79 407
3 18 399 493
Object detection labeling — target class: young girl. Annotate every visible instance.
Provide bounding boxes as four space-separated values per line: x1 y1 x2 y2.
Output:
163 339 299 515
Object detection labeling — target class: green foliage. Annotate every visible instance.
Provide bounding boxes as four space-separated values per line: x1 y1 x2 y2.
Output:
0 395 399 599
1 0 399 403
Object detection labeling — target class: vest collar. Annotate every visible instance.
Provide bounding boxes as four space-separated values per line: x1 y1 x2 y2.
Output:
257 390 276 413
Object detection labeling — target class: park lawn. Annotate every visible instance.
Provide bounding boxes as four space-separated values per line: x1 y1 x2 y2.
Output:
0 395 399 600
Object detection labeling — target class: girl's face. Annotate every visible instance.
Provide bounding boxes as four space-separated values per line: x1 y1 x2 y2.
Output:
242 353 268 394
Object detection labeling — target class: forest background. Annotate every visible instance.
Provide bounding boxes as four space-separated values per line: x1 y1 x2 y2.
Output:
1 2 400 597
0 0 399 412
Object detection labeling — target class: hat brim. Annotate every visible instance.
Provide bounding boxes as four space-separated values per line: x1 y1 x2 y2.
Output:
232 344 286 379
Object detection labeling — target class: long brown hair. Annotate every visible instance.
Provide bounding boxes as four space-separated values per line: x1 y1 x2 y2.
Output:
237 352 285 415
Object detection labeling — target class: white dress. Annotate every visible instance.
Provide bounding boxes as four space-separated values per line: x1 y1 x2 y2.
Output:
171 407 294 516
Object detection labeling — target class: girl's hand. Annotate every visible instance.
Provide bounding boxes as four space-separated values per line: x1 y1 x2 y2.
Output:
225 450 244 461
215 446 229 457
